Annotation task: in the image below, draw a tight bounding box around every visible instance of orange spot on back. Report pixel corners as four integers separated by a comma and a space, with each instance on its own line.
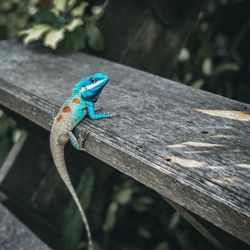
72, 98, 80, 104
57, 115, 63, 122
63, 105, 71, 113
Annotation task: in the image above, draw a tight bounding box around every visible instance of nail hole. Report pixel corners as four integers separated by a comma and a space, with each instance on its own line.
201, 130, 208, 134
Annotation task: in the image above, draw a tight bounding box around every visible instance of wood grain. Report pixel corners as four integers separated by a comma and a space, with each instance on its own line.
0, 41, 249, 244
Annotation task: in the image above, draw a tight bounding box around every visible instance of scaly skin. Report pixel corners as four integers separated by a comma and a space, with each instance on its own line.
50, 73, 115, 250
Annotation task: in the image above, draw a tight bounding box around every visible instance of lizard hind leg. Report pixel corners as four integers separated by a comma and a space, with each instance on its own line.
68, 131, 88, 150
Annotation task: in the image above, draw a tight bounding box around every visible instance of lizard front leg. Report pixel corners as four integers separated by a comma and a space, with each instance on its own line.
87, 102, 117, 120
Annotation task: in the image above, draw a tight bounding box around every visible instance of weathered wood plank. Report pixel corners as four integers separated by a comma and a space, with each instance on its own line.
0, 41, 249, 244
0, 202, 50, 250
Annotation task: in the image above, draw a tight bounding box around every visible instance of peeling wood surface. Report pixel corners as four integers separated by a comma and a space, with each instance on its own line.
0, 203, 50, 250
0, 41, 249, 244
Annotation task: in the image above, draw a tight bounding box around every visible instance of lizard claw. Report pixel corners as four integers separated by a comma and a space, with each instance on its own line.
79, 131, 89, 142
108, 112, 119, 118
78, 131, 89, 150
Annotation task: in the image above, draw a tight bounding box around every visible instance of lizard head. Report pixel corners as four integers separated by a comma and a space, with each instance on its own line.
73, 73, 109, 102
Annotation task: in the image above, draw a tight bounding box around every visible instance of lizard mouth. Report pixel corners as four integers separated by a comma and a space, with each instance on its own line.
80, 78, 107, 93
86, 78, 107, 90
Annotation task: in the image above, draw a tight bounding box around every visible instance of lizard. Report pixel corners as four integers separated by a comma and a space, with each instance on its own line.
50, 72, 116, 250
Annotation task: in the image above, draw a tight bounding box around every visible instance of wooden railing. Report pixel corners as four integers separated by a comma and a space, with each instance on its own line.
0, 41, 249, 249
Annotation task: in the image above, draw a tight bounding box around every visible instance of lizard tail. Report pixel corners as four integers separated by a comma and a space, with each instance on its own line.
51, 144, 94, 250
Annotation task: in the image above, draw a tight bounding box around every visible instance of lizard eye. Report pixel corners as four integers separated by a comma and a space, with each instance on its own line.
80, 86, 87, 92
91, 78, 96, 84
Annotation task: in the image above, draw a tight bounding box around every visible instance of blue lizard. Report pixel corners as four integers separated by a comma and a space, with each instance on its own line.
50, 73, 115, 250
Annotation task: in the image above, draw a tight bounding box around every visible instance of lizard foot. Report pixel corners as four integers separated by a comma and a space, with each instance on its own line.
108, 112, 119, 118
78, 131, 89, 150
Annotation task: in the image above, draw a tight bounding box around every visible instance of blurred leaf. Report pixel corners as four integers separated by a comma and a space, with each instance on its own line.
214, 62, 239, 75
115, 187, 133, 205
53, 0, 67, 12
168, 212, 180, 231
33, 10, 61, 26
191, 79, 205, 89
132, 202, 148, 212
85, 11, 103, 22
68, 0, 78, 9
91, 5, 104, 16
202, 58, 213, 76
21, 24, 51, 45
178, 48, 190, 61
175, 228, 191, 250
103, 202, 118, 231
0, 115, 16, 136
13, 129, 22, 143
66, 18, 83, 32
136, 196, 153, 206
61, 27, 86, 50
1, 1, 13, 11
19, 29, 32, 36
71, 2, 88, 17
51, 8, 60, 17
85, 24, 105, 51
184, 72, 193, 83
131, 195, 153, 212
154, 242, 170, 250
44, 28, 65, 49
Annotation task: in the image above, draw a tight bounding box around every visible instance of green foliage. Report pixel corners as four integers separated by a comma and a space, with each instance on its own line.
18, 0, 105, 51
172, 0, 250, 103
61, 175, 215, 250
90, 176, 214, 250
85, 24, 105, 51
0, 0, 37, 39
